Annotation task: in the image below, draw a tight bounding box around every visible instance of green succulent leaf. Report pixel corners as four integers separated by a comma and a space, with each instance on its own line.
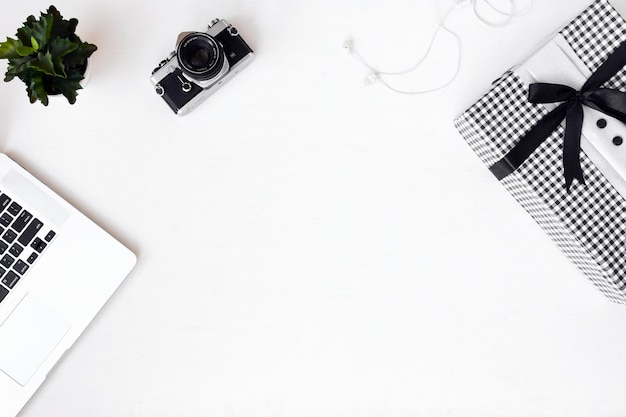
63, 42, 97, 69
4, 68, 18, 82
16, 45, 34, 56
4, 55, 33, 82
18, 11, 53, 52
30, 36, 39, 52
26, 71, 48, 105
0, 37, 21, 59
31, 51, 56, 76
49, 37, 77, 76
49, 36, 77, 58
16, 16, 35, 46
50, 69, 83, 104
48, 6, 78, 40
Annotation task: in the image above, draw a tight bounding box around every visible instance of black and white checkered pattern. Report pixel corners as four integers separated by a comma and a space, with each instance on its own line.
561, 0, 626, 91
561, 0, 626, 72
455, 0, 626, 303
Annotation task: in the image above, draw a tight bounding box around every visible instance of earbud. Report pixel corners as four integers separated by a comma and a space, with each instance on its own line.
364, 73, 378, 86
342, 39, 353, 53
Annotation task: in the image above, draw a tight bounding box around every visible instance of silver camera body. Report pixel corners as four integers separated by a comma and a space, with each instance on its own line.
151, 19, 254, 115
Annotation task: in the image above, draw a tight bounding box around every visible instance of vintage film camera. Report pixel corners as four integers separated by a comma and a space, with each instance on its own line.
151, 19, 254, 115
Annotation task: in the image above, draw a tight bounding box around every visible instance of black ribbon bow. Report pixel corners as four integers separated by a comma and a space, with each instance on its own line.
489, 41, 626, 191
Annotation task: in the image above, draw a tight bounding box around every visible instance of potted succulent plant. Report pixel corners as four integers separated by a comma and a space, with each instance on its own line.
0, 5, 97, 105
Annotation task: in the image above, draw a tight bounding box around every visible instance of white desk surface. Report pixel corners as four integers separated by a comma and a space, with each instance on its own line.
4, 0, 626, 415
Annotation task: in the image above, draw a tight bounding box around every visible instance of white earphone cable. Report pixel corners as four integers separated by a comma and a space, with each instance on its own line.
345, 0, 533, 95
473, 0, 533, 27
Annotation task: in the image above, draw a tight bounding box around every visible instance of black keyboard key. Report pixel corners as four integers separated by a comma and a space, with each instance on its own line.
0, 213, 12, 227
31, 238, 47, 253
0, 194, 10, 210
0, 285, 8, 303
7, 202, 21, 216
0, 241, 8, 255
26, 252, 38, 264
2, 271, 19, 289
18, 219, 43, 246
44, 230, 56, 242
0, 267, 6, 277
0, 254, 14, 268
31, 238, 42, 250
13, 260, 28, 275
2, 229, 17, 243
9, 243, 22, 257
11, 210, 32, 232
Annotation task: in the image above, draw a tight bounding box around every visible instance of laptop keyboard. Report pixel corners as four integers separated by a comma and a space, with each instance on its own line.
0, 191, 55, 304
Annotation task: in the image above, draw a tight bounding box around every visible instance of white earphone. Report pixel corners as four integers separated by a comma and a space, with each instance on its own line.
344, 0, 533, 95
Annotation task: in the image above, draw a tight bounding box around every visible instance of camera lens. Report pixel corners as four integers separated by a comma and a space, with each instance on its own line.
177, 33, 225, 81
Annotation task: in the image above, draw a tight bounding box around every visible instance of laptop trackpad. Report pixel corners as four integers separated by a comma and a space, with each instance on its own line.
0, 293, 71, 386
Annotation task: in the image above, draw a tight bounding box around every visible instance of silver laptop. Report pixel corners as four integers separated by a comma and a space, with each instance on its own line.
0, 153, 136, 417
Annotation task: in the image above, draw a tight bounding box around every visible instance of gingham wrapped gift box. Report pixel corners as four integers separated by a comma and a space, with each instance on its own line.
454, 0, 626, 303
